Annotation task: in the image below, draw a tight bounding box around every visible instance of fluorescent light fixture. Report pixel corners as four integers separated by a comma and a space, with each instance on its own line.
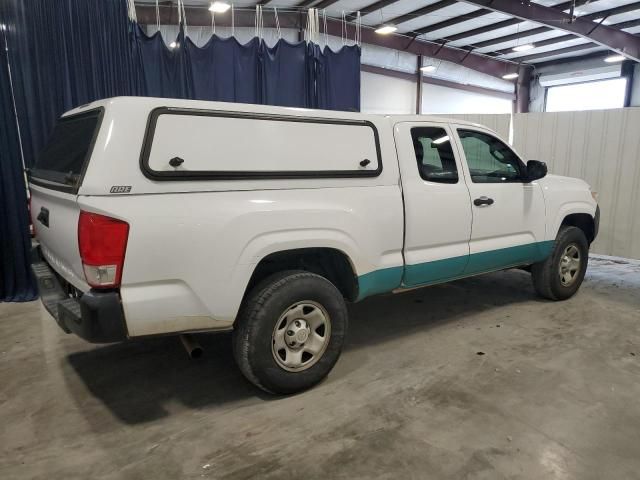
375, 25, 397, 35
502, 73, 518, 80
432, 136, 450, 145
169, 41, 178, 49
420, 65, 436, 73
209, 2, 231, 13
604, 54, 625, 63
513, 44, 534, 52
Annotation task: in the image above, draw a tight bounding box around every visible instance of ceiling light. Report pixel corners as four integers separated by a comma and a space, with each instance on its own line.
502, 73, 518, 80
375, 25, 397, 35
420, 65, 437, 73
604, 54, 625, 63
513, 44, 534, 52
209, 2, 231, 13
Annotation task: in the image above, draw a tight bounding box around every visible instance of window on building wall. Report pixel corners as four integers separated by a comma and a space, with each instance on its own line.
545, 78, 627, 112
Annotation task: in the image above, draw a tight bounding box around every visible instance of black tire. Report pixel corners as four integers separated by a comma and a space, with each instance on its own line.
232, 270, 348, 394
531, 226, 589, 301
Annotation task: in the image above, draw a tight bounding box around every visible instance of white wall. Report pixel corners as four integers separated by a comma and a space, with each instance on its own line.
513, 108, 640, 259
360, 71, 416, 114
422, 83, 513, 115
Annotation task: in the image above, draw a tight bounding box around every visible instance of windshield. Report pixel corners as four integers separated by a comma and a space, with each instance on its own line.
30, 109, 103, 191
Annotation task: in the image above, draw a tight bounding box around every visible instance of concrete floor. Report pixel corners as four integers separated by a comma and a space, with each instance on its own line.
1, 256, 639, 480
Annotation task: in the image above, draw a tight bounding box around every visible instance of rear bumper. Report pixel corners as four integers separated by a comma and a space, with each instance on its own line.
32, 248, 128, 343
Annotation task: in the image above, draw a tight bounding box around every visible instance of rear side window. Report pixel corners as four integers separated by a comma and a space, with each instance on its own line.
141, 109, 382, 180
410, 127, 458, 184
30, 109, 103, 191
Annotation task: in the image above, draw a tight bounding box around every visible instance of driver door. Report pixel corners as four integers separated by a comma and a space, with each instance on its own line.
451, 126, 547, 275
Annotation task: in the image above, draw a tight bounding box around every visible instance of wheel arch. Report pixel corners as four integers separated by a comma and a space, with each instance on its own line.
560, 212, 596, 244
243, 247, 360, 304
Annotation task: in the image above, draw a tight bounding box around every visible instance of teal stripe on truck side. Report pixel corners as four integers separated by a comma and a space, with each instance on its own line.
356, 240, 554, 301
356, 265, 404, 300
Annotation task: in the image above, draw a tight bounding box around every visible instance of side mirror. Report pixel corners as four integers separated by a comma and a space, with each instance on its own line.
526, 160, 547, 182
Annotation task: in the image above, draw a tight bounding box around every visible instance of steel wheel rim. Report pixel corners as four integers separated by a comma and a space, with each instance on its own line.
559, 243, 581, 287
271, 301, 331, 372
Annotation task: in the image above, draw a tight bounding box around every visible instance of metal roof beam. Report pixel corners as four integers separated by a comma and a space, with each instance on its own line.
459, 0, 640, 61
472, 4, 640, 51
515, 43, 600, 63
345, 0, 402, 22
494, 16, 640, 58
312, 0, 341, 9
471, 27, 550, 49
409, 0, 591, 40
412, 8, 493, 36
376, 0, 458, 28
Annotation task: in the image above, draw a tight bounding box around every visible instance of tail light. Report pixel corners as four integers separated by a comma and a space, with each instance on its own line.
78, 211, 129, 288
28, 194, 35, 237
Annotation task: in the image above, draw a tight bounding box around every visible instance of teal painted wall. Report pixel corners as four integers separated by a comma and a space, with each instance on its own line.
356, 240, 554, 301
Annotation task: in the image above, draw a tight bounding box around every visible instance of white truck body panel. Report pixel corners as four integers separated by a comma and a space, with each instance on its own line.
29, 97, 598, 339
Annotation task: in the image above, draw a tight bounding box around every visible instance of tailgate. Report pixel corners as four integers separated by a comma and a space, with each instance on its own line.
30, 185, 88, 291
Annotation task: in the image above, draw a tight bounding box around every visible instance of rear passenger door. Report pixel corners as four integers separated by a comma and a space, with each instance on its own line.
452, 126, 547, 275
394, 122, 472, 287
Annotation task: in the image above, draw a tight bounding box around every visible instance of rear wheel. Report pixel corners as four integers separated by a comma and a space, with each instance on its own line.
233, 271, 348, 394
531, 226, 589, 300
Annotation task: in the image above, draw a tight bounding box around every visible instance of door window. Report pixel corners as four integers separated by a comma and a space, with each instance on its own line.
458, 130, 525, 183
411, 127, 458, 184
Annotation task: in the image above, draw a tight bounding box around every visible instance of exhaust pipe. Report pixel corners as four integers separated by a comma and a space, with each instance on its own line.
180, 334, 203, 359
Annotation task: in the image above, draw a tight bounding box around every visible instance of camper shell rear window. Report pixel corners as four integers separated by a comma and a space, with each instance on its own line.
29, 108, 104, 193
140, 108, 382, 180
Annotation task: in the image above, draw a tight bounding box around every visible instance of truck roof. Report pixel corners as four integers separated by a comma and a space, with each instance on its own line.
65, 96, 491, 131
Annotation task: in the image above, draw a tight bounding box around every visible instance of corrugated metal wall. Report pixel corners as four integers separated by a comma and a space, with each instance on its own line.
513, 108, 640, 259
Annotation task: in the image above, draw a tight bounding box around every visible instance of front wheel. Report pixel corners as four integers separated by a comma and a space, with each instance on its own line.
531, 226, 589, 300
232, 271, 348, 394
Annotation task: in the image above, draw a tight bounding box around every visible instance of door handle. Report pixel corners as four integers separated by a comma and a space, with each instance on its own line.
37, 207, 49, 227
474, 196, 494, 207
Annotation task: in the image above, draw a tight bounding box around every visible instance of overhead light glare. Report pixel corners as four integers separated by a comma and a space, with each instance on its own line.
513, 44, 534, 52
375, 25, 397, 35
502, 73, 518, 80
420, 65, 437, 73
604, 54, 625, 63
169, 41, 178, 49
432, 136, 450, 145
209, 2, 231, 13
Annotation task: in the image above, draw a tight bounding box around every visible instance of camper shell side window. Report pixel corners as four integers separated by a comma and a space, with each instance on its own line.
140, 108, 383, 181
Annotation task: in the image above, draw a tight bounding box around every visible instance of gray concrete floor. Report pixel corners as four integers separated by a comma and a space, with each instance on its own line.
1, 256, 639, 480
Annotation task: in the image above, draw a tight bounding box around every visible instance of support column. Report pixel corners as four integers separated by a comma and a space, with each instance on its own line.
416, 56, 423, 115
622, 60, 635, 108
515, 65, 532, 113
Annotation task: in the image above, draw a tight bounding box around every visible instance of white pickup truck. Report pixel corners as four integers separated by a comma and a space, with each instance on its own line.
29, 97, 599, 394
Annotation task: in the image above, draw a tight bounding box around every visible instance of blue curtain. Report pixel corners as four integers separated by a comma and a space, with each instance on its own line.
0, 26, 37, 301
314, 44, 361, 112
1, 0, 360, 301
4, 0, 139, 169
186, 35, 260, 103
260, 40, 312, 108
